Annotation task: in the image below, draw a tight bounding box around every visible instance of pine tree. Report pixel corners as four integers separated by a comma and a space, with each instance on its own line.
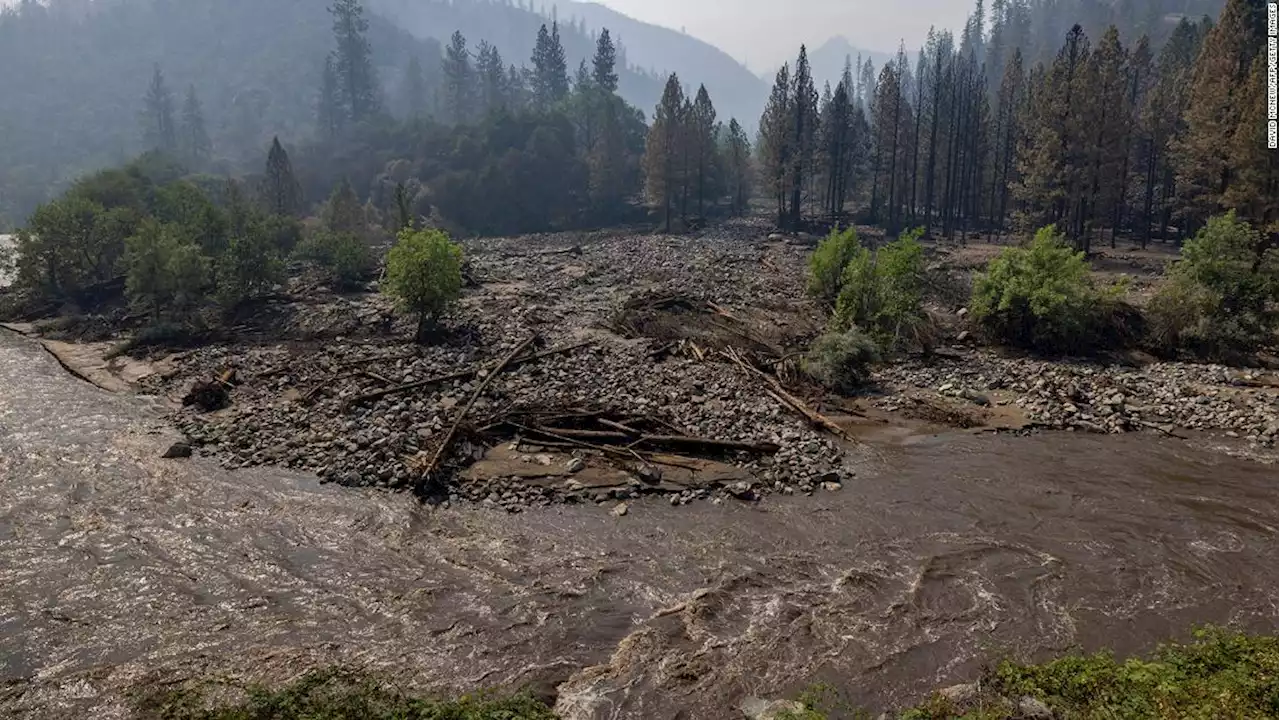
990, 47, 1024, 234
531, 22, 569, 109
690, 85, 717, 217
1174, 0, 1263, 232
724, 118, 751, 216
474, 41, 505, 116
328, 0, 380, 122
757, 64, 793, 226
593, 28, 619, 92
643, 73, 685, 232
820, 80, 856, 218
1223, 55, 1279, 233
587, 95, 627, 216
788, 45, 818, 229
262, 137, 302, 217
442, 31, 474, 124
141, 64, 177, 154
323, 178, 365, 234
506, 64, 528, 110
404, 55, 427, 120
1014, 24, 1091, 242
1082, 26, 1129, 250
318, 56, 344, 138
179, 85, 211, 167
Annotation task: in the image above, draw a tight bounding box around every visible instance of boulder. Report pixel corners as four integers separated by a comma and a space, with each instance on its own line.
612, 502, 629, 517
1016, 696, 1054, 719
938, 683, 979, 704
161, 441, 193, 459
739, 697, 805, 720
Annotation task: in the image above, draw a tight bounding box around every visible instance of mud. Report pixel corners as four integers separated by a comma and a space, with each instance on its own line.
0, 327, 1275, 719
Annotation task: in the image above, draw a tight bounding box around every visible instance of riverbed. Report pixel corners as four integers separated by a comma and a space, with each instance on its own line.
0, 327, 1275, 719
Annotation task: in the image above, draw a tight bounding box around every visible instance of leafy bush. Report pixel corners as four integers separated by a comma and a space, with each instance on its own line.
800, 328, 882, 394
15, 197, 139, 302
383, 227, 463, 341
215, 227, 283, 309
970, 225, 1116, 353
296, 230, 372, 288
832, 228, 929, 351
1147, 212, 1277, 359
807, 225, 861, 304
125, 219, 209, 316
132, 668, 558, 720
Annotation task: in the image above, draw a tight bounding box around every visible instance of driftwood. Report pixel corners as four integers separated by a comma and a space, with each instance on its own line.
529, 426, 779, 455
414, 334, 539, 481
723, 348, 855, 442
527, 422, 778, 450
346, 340, 591, 406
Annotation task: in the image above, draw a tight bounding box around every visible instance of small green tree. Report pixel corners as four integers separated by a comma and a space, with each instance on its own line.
215, 224, 283, 309
832, 228, 928, 350
124, 219, 210, 317
124, 219, 179, 318
970, 225, 1105, 353
323, 178, 365, 234
807, 224, 861, 304
383, 227, 463, 342
296, 229, 371, 288
1147, 212, 1278, 357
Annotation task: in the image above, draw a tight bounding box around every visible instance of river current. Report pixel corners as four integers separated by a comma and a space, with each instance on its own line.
0, 328, 1274, 719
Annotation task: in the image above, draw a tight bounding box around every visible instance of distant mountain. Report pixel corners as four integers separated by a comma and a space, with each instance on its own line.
0, 0, 440, 224
371, 0, 767, 130
369, 0, 664, 118
759, 37, 897, 91
558, 1, 768, 129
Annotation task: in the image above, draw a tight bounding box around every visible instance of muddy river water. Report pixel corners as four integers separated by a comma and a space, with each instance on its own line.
0, 328, 1275, 719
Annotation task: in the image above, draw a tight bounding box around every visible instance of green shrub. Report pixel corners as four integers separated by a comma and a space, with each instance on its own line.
1147, 212, 1277, 358
833, 228, 929, 351
215, 226, 283, 309
296, 230, 372, 288
383, 227, 463, 342
800, 328, 882, 394
15, 196, 138, 302
132, 668, 558, 720
970, 225, 1112, 353
807, 225, 862, 304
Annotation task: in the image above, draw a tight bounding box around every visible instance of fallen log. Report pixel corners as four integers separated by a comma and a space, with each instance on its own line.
413, 334, 539, 482
346, 340, 591, 407
723, 348, 855, 442
527, 426, 780, 455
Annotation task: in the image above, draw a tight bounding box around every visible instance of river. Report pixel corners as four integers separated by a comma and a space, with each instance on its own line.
0, 327, 1275, 719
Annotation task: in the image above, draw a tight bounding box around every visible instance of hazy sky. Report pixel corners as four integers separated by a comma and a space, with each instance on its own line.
592, 0, 972, 71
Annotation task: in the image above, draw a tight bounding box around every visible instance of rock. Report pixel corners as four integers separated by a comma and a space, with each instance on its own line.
739, 697, 805, 720
534, 454, 554, 466
938, 683, 979, 704
635, 463, 663, 484
726, 480, 755, 500
822, 481, 842, 492
566, 457, 586, 473
1016, 696, 1053, 719
767, 233, 785, 241
611, 502, 629, 517
439, 396, 459, 410
161, 441, 193, 459
956, 330, 971, 342
961, 389, 991, 407
956, 307, 969, 318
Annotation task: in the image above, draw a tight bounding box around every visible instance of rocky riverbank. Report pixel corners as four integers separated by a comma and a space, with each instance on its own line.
120, 223, 1276, 510
872, 350, 1278, 451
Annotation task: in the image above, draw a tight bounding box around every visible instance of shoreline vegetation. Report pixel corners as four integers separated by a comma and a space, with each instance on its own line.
132, 628, 1277, 720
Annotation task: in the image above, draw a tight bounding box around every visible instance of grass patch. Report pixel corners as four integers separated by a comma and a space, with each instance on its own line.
131, 668, 558, 720
788, 628, 1277, 719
